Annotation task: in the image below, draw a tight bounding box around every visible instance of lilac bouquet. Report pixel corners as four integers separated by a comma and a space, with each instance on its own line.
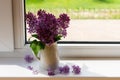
26, 9, 70, 57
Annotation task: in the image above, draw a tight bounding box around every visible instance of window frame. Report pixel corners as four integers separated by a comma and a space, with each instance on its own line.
12, 0, 25, 49
12, 0, 120, 58
24, 0, 120, 45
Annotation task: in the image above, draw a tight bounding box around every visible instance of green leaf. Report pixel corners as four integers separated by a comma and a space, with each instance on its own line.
38, 41, 45, 49
30, 40, 45, 58
55, 35, 62, 41
32, 34, 39, 39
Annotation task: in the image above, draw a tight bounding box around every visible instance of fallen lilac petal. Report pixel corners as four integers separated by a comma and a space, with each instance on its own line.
27, 66, 33, 70
24, 54, 34, 63
33, 70, 39, 75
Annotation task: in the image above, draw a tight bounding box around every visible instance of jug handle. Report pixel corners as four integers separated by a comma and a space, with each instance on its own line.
32, 51, 40, 60
36, 56, 40, 60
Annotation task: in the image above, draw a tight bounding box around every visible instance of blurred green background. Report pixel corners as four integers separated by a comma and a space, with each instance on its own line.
25, 0, 120, 19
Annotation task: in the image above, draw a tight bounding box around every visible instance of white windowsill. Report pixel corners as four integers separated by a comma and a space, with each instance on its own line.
1, 58, 120, 77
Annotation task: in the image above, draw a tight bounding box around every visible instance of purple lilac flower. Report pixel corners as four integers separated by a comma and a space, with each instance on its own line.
27, 66, 33, 70
59, 66, 63, 73
24, 54, 34, 63
26, 12, 38, 33
59, 65, 70, 74
47, 69, 55, 76
26, 9, 70, 45
37, 9, 46, 19
36, 11, 58, 45
72, 65, 81, 74
58, 13, 70, 29
57, 14, 70, 38
62, 65, 70, 74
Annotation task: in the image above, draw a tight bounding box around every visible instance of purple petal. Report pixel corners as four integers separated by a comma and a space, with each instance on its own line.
24, 55, 34, 63
72, 65, 81, 74
27, 66, 33, 70
47, 69, 55, 76
59, 65, 70, 74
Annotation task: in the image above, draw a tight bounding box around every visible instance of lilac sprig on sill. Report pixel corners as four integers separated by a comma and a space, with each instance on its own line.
72, 65, 81, 74
47, 69, 55, 76
59, 65, 70, 74
24, 54, 34, 63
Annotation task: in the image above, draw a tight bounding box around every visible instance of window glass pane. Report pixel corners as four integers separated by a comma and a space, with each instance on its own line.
25, 0, 120, 42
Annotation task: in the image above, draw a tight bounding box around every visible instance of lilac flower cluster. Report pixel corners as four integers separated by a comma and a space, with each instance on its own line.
72, 65, 81, 74
24, 54, 34, 63
47, 69, 55, 76
26, 9, 70, 45
26, 12, 37, 33
59, 65, 70, 74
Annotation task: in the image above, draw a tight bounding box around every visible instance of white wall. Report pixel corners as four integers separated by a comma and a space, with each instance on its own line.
0, 0, 14, 51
